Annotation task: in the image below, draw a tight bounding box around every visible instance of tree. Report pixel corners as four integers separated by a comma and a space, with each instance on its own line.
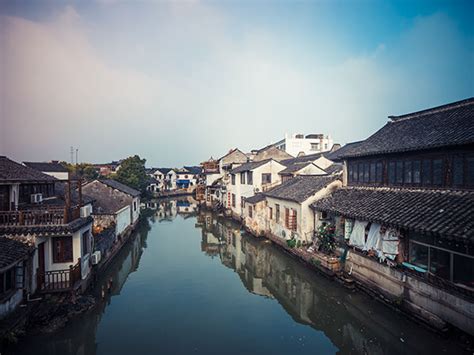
60, 162, 99, 181
113, 155, 148, 193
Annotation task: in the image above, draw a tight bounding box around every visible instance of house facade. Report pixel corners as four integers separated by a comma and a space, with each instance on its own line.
0, 156, 94, 302
311, 98, 474, 334
274, 133, 334, 157
227, 159, 286, 218
265, 175, 342, 243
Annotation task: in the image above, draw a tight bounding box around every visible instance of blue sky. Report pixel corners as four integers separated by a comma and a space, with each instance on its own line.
1, 0, 473, 166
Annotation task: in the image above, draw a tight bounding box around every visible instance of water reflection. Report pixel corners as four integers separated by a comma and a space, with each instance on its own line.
7, 202, 467, 355
196, 210, 466, 355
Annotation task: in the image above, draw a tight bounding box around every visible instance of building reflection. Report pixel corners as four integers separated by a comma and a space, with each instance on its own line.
145, 196, 198, 222
8, 218, 151, 355
196, 210, 436, 355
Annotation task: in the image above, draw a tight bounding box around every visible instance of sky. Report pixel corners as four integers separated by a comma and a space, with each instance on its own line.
0, 0, 473, 167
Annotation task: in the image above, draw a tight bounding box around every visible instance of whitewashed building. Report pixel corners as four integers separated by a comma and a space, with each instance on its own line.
265, 175, 342, 243
227, 159, 286, 218
274, 133, 334, 157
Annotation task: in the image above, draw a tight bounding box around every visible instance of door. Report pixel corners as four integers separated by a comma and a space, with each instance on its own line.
0, 185, 9, 211
37, 242, 45, 288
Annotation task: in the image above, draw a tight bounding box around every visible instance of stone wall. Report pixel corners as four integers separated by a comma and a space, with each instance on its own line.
346, 251, 474, 335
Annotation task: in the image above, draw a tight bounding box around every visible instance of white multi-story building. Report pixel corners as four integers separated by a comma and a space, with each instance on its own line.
274, 133, 333, 157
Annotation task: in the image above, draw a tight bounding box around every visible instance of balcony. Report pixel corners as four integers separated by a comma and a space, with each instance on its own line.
37, 260, 82, 293
0, 206, 81, 226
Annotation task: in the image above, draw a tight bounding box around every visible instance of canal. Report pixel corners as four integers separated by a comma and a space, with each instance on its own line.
8, 198, 469, 354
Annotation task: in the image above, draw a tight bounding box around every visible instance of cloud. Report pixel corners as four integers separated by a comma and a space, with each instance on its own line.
1, 6, 162, 162
1, 4, 472, 166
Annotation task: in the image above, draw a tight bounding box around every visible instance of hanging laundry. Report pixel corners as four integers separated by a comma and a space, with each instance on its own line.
349, 220, 368, 249
364, 223, 381, 251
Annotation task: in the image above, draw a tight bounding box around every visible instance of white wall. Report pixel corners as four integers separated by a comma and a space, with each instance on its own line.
116, 205, 132, 236
131, 196, 140, 224
228, 160, 285, 217
280, 134, 333, 157
266, 180, 342, 242
44, 171, 69, 180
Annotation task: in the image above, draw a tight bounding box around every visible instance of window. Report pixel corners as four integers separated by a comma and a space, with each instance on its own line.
52, 236, 73, 263
310, 143, 319, 151
348, 164, 353, 183
358, 163, 364, 182
262, 173, 272, 184
376, 162, 383, 183
388, 162, 396, 184
404, 161, 412, 184
413, 160, 421, 184
453, 254, 474, 289
467, 156, 474, 186
185, 175, 188, 179
268, 207, 273, 220
369, 163, 376, 183
247, 171, 253, 185
248, 205, 253, 218
422, 160, 432, 185
409, 241, 429, 270
429, 248, 450, 280
353, 164, 359, 183
82, 231, 90, 256
363, 163, 369, 183
241, 197, 245, 209
396, 161, 403, 184
231, 174, 236, 185
275, 204, 280, 222
452, 155, 464, 186
432, 159, 443, 186
284, 208, 290, 228
240, 172, 246, 184
0, 268, 15, 295
133, 201, 137, 211
231, 194, 236, 207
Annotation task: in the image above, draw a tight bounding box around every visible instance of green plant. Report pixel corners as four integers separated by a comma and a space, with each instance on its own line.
315, 224, 337, 255
296, 240, 301, 248
286, 238, 297, 248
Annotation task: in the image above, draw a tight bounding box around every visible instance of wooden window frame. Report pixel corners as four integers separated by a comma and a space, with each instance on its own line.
52, 236, 73, 264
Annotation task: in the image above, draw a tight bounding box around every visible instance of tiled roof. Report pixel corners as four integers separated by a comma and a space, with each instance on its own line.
245, 193, 266, 204
102, 179, 140, 197
0, 156, 57, 183
324, 163, 344, 175
0, 216, 93, 238
82, 180, 133, 214
279, 162, 317, 175
264, 175, 340, 203
280, 152, 325, 166
341, 98, 474, 158
230, 159, 272, 174
311, 187, 474, 241
42, 182, 95, 207
0, 237, 33, 270
325, 141, 365, 161
156, 168, 172, 174
183, 166, 202, 175
23, 161, 68, 173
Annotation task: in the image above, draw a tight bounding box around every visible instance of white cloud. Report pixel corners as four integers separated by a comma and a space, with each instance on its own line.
1, 5, 472, 166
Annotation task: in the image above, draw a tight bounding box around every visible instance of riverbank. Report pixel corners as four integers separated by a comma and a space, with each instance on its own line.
0, 217, 142, 351
223, 208, 474, 351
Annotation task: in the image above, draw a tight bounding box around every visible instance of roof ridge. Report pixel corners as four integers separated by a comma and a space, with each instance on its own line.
388, 97, 474, 122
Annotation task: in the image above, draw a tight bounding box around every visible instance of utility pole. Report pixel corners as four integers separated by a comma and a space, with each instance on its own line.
70, 146, 74, 165
76, 148, 79, 166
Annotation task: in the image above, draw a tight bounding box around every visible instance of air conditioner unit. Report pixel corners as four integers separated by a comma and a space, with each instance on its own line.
30, 193, 43, 204
91, 251, 101, 265
80, 205, 92, 218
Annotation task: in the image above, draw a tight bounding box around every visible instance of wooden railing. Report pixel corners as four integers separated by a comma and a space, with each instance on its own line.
37, 260, 82, 292
0, 206, 81, 226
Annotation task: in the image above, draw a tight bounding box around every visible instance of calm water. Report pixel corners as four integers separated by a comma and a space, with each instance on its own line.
8, 199, 469, 355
